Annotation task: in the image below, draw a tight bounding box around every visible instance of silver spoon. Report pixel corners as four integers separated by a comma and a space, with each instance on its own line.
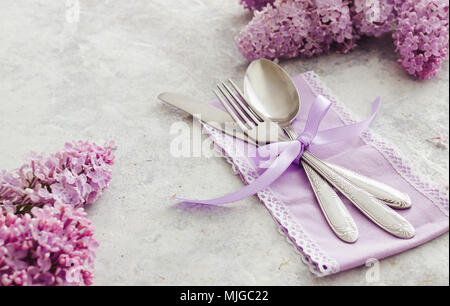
244, 59, 412, 209
243, 59, 415, 239
240, 62, 358, 243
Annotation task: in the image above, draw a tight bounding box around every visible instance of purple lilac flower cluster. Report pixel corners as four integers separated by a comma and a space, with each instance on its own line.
1, 141, 115, 286
0, 141, 115, 214
0, 203, 98, 286
236, 0, 354, 61
393, 0, 449, 79
351, 0, 396, 37
237, 0, 449, 79
240, 0, 275, 11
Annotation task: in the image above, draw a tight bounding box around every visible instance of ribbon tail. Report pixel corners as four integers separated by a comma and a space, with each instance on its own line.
177, 142, 302, 206
313, 97, 380, 145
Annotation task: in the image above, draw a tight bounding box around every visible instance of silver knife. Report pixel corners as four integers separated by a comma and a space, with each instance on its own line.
158, 93, 412, 208
158, 92, 415, 239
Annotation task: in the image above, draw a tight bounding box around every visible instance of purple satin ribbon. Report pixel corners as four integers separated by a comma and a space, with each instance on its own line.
178, 95, 380, 206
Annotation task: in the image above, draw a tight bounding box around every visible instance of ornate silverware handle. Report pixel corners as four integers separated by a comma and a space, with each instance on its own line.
302, 161, 358, 243
302, 152, 416, 239
322, 160, 412, 209
283, 126, 411, 209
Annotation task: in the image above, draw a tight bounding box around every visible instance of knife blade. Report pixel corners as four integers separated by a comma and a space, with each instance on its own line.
159, 92, 256, 145
158, 92, 287, 145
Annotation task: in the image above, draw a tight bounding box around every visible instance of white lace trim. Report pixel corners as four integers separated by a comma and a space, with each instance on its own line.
202, 72, 449, 277
203, 124, 340, 276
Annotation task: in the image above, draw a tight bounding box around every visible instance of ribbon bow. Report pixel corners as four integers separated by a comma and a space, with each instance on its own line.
178, 95, 380, 206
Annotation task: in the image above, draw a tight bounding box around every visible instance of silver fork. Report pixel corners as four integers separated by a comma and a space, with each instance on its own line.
214, 82, 359, 243
214, 80, 415, 239
225, 80, 412, 210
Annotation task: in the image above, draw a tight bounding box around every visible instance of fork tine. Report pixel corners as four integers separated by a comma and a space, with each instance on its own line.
213, 89, 248, 132
222, 82, 260, 126
217, 84, 253, 128
228, 79, 263, 123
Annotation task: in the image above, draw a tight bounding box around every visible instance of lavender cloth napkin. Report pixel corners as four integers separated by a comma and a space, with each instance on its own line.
202, 71, 449, 276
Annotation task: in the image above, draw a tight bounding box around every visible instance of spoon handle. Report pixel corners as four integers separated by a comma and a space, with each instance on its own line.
302, 152, 415, 239
302, 161, 358, 243
284, 127, 358, 243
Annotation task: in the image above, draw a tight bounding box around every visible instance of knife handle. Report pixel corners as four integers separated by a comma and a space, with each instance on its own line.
322, 160, 412, 209
302, 161, 358, 243
302, 152, 415, 239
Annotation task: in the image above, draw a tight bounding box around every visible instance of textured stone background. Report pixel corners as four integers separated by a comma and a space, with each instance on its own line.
0, 0, 448, 285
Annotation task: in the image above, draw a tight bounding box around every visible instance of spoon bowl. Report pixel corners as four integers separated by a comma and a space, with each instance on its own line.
243, 59, 300, 128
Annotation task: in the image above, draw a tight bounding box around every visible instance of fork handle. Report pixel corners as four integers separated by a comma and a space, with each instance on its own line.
302, 152, 415, 239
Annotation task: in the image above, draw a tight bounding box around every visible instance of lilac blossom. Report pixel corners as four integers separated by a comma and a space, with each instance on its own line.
0, 141, 115, 215
351, 0, 397, 37
0, 141, 115, 286
236, 0, 355, 61
0, 202, 98, 286
239, 0, 275, 11
393, 0, 449, 79
236, 0, 449, 79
